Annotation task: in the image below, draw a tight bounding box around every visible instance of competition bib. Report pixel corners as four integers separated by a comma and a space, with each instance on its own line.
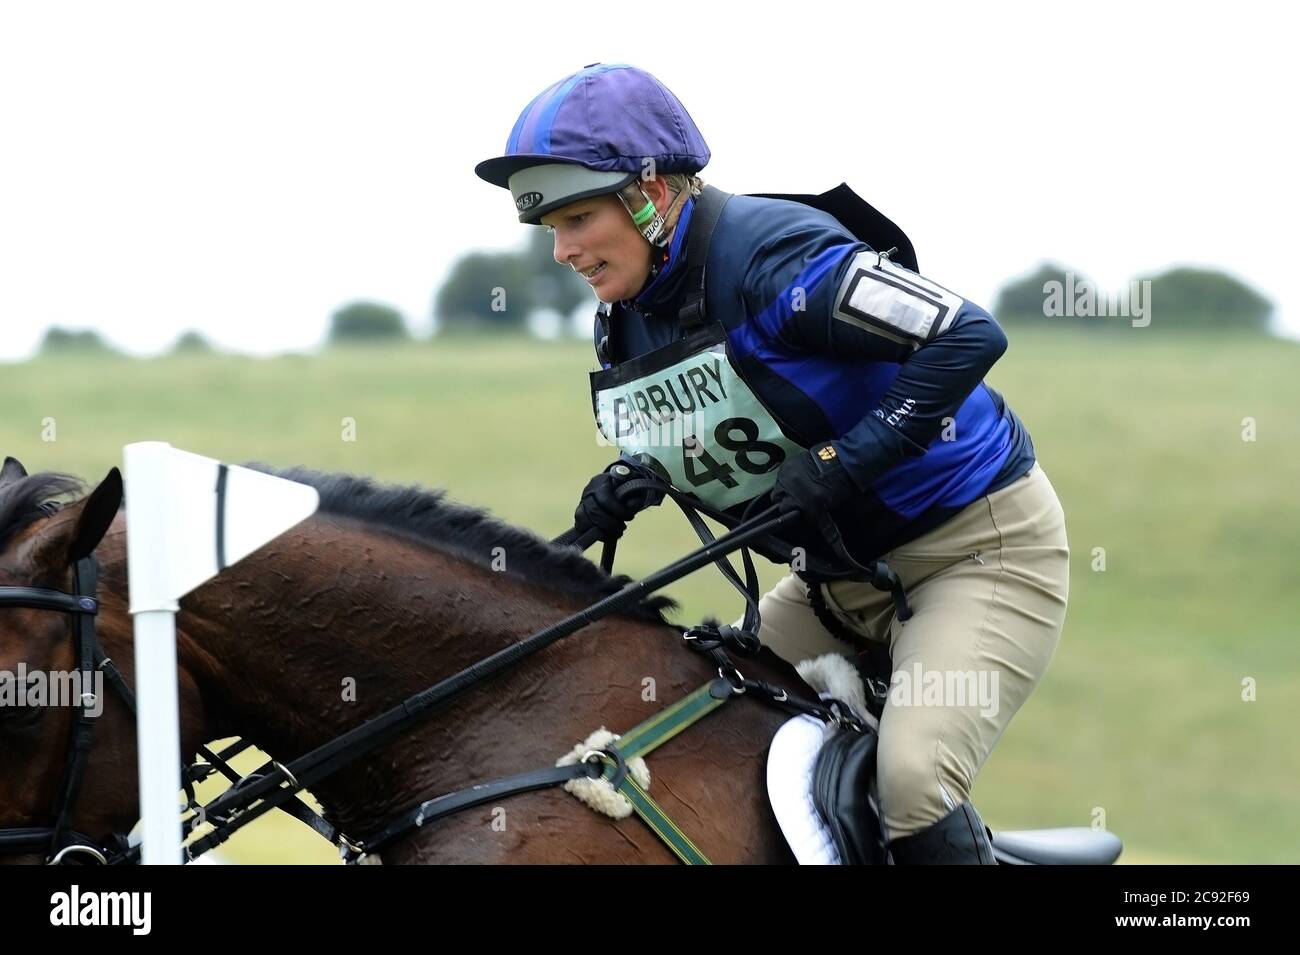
590, 323, 805, 510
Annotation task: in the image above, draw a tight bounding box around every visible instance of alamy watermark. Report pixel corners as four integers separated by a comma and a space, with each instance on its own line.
596, 407, 709, 452
1042, 273, 1152, 328
0, 664, 104, 717
50, 885, 151, 935
888, 662, 1001, 718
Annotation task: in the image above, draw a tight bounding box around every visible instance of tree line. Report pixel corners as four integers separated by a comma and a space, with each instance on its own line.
35, 240, 1277, 356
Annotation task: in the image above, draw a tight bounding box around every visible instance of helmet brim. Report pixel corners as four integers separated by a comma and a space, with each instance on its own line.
496, 163, 638, 224
474, 153, 562, 189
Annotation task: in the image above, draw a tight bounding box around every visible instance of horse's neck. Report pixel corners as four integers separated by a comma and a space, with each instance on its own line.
153, 515, 695, 838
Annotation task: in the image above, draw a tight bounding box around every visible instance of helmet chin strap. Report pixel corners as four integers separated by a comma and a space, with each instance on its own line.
619, 179, 692, 292
618, 183, 669, 247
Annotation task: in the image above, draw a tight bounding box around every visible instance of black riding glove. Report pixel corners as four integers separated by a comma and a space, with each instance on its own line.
769, 443, 861, 525
574, 461, 663, 541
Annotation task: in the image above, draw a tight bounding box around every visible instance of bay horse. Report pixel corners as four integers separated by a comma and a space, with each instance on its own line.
0, 456, 815, 864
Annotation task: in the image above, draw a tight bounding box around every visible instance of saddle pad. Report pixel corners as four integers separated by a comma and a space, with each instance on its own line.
766, 713, 841, 865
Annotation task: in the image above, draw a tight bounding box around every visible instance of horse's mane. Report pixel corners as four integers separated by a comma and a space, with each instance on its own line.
0, 464, 675, 625
0, 472, 83, 552
245, 464, 676, 625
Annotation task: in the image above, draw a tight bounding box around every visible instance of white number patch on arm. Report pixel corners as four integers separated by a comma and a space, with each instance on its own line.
832, 251, 966, 347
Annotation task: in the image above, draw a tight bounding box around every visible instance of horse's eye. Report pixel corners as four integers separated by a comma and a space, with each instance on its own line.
0, 679, 46, 733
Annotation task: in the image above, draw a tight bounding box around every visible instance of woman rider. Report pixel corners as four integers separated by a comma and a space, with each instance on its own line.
474, 63, 1069, 864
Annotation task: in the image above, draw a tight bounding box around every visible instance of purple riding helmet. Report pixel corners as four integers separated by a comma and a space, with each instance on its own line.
474, 63, 710, 247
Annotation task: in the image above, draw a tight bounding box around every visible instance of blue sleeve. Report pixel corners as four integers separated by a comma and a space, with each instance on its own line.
828, 301, 1008, 489
743, 235, 1008, 488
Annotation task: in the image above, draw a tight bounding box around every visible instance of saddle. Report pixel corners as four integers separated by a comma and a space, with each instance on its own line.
769, 654, 1124, 865
765, 651, 888, 864
811, 724, 887, 864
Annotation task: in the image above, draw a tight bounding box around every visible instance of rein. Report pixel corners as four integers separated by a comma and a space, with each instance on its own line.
176, 503, 823, 864
4, 473, 903, 865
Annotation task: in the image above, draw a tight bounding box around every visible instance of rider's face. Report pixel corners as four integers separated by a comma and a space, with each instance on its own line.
542, 187, 659, 304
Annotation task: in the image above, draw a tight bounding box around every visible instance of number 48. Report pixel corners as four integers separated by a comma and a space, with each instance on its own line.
681, 417, 786, 490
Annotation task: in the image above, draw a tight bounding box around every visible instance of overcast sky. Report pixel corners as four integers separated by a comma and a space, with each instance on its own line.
2, 0, 1295, 361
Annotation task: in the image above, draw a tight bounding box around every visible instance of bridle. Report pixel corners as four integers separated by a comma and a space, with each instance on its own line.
0, 555, 137, 864
0, 545, 372, 866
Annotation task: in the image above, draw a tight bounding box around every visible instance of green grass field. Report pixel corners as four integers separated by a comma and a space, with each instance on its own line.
3, 328, 1297, 864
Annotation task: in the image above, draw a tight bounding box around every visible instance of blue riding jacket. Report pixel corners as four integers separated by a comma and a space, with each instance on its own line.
594, 190, 1036, 570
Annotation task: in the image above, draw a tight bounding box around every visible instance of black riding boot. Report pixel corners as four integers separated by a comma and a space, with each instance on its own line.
888, 802, 997, 865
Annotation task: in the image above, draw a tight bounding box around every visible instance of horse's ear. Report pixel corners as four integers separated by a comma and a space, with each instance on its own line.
66, 468, 124, 563
0, 456, 27, 486
25, 468, 123, 571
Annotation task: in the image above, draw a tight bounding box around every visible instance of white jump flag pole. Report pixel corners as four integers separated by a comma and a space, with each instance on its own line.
123, 442, 319, 865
